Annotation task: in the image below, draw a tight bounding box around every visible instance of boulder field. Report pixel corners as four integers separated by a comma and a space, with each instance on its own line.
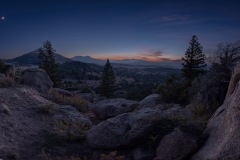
1, 65, 240, 160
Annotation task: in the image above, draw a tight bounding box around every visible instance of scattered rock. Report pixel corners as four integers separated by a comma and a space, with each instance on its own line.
154, 129, 198, 160
192, 64, 240, 160
90, 98, 139, 120
22, 68, 53, 95
136, 94, 161, 110
87, 107, 189, 149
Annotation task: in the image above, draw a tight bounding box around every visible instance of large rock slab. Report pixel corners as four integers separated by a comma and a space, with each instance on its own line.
87, 107, 190, 149
154, 130, 198, 160
52, 105, 92, 140
192, 64, 240, 159
22, 68, 53, 95
90, 98, 139, 120
225, 64, 240, 101
136, 94, 161, 110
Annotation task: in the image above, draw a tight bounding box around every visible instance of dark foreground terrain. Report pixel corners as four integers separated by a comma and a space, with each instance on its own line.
0, 65, 240, 160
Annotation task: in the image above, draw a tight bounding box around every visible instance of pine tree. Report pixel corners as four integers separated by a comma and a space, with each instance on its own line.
182, 35, 206, 85
100, 59, 116, 98
38, 40, 61, 87
0, 59, 6, 73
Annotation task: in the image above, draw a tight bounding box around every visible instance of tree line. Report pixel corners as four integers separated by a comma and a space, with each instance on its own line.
156, 35, 240, 118
36, 36, 240, 116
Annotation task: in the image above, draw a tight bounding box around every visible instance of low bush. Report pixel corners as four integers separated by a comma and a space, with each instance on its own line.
154, 75, 188, 104
187, 103, 212, 120
51, 90, 88, 112
51, 119, 90, 143
188, 63, 230, 119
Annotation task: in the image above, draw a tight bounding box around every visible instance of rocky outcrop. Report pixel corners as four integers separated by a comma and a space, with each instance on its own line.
154, 129, 198, 160
0, 87, 53, 160
22, 68, 53, 95
90, 98, 139, 120
191, 64, 240, 160
0, 87, 92, 160
87, 107, 190, 149
225, 64, 240, 101
136, 94, 161, 110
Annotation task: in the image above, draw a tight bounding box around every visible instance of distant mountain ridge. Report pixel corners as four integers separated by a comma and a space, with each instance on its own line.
72, 56, 106, 65
72, 56, 182, 68
6, 51, 181, 69
6, 50, 72, 65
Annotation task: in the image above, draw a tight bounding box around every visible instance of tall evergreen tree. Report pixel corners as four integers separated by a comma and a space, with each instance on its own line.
0, 59, 6, 73
182, 35, 206, 85
100, 59, 116, 98
38, 40, 61, 87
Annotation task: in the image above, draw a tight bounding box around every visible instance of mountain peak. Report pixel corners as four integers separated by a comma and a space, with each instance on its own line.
6, 50, 72, 66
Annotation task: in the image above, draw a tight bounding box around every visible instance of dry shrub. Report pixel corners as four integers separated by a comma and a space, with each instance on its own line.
0, 77, 15, 87
51, 90, 88, 112
52, 118, 91, 142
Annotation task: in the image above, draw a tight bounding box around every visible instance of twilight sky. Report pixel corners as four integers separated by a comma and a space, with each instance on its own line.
0, 0, 240, 61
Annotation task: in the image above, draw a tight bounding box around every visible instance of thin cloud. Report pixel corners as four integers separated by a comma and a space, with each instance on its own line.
137, 49, 166, 62
149, 15, 189, 23
161, 15, 188, 22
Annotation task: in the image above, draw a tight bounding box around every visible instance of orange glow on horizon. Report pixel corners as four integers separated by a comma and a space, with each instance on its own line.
92, 54, 179, 62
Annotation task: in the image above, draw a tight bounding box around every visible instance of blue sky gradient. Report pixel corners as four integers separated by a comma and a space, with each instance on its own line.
0, 0, 239, 61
